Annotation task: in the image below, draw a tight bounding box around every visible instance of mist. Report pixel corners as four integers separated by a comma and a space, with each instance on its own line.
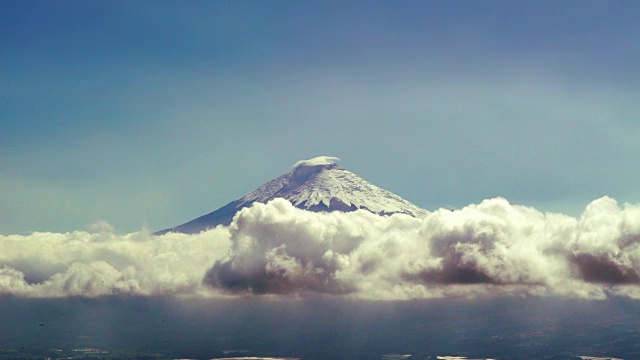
2, 295, 639, 359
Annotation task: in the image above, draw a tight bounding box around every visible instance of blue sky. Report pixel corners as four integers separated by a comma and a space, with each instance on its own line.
2, 0, 639, 234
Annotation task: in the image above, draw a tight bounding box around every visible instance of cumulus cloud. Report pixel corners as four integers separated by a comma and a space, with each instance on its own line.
0, 226, 231, 297
204, 197, 640, 300
2, 196, 640, 299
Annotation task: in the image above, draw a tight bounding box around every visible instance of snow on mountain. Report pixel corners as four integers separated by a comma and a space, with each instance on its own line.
156, 156, 429, 235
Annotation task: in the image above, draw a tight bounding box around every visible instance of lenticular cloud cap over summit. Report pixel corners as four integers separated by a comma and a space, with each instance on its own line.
156, 155, 429, 234
291, 156, 341, 168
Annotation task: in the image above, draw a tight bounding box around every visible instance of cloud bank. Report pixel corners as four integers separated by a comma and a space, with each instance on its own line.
2, 197, 640, 299
0, 226, 231, 297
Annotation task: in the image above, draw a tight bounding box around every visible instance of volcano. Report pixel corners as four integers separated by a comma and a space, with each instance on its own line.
156, 156, 428, 234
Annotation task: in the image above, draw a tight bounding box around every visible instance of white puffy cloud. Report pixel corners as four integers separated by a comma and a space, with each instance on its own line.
204, 197, 640, 300
2, 196, 640, 299
568, 197, 640, 285
0, 226, 231, 297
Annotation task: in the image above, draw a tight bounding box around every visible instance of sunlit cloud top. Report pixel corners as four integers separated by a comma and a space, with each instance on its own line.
2, 197, 640, 300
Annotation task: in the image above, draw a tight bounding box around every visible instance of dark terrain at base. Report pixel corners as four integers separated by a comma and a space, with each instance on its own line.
0, 296, 637, 359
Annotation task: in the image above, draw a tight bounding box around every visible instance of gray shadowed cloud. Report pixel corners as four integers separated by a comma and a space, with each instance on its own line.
572, 253, 640, 284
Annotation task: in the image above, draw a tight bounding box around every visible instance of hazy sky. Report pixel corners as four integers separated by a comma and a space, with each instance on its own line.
2, 0, 639, 235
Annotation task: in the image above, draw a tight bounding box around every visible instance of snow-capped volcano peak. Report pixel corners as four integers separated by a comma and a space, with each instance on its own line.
156, 156, 428, 234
